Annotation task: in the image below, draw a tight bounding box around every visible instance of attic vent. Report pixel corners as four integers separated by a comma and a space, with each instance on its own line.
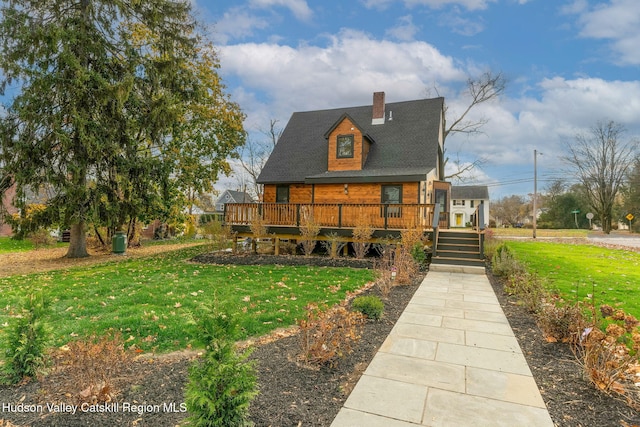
372, 91, 385, 125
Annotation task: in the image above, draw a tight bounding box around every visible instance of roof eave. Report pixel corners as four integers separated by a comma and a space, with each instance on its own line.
304, 174, 427, 184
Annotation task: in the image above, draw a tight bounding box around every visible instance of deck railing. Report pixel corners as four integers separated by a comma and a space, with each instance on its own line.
224, 203, 437, 231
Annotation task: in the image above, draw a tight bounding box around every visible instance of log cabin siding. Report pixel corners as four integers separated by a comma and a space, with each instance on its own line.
263, 182, 420, 205
327, 117, 370, 171
263, 184, 313, 204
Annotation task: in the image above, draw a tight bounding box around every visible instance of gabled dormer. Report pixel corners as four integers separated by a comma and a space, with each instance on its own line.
324, 113, 373, 172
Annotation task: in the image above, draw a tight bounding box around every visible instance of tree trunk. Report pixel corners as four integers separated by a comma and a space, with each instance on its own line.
601, 213, 612, 234
66, 221, 89, 258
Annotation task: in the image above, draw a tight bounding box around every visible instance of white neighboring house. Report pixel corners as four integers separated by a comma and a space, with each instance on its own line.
450, 186, 490, 228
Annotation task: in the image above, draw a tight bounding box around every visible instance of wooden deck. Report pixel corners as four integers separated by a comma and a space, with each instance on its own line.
224, 203, 447, 238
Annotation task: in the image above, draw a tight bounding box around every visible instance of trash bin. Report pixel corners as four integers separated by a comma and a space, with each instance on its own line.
112, 231, 127, 254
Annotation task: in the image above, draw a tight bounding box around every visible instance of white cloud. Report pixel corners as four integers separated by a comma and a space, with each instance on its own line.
571, 0, 640, 65
249, 0, 313, 21
219, 29, 466, 129
212, 8, 271, 44
385, 15, 420, 41
446, 76, 640, 182
439, 12, 485, 36
215, 26, 640, 197
362, 0, 497, 11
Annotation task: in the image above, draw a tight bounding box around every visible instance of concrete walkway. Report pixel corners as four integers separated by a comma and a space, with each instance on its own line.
331, 271, 554, 427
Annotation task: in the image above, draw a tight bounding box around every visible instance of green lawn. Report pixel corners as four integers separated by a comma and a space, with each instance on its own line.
0, 246, 375, 353
0, 236, 35, 253
0, 236, 69, 253
490, 228, 590, 238
505, 241, 640, 318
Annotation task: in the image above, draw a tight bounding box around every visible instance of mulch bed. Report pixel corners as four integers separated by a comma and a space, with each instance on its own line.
489, 272, 640, 427
2, 252, 640, 426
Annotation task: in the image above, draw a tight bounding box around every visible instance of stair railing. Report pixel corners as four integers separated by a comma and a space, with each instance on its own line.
432, 202, 441, 258
473, 201, 486, 259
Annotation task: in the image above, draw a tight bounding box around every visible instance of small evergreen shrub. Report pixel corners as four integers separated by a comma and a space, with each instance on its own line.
2, 293, 51, 384
352, 296, 384, 321
410, 242, 426, 264
185, 307, 257, 427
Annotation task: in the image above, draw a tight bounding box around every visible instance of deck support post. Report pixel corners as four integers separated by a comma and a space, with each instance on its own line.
274, 237, 280, 256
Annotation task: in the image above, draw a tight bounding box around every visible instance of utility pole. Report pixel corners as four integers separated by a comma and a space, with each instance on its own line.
533, 149, 542, 238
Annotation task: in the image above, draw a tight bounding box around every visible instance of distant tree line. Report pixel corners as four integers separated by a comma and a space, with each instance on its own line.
491, 121, 639, 234
492, 161, 640, 233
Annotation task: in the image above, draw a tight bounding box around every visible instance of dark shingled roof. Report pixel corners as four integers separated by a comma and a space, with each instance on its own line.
225, 190, 254, 203
257, 97, 444, 184
451, 185, 490, 200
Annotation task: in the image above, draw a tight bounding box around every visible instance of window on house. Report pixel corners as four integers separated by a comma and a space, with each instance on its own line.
453, 200, 465, 206
381, 185, 402, 217
336, 135, 354, 158
470, 200, 475, 208
276, 185, 289, 203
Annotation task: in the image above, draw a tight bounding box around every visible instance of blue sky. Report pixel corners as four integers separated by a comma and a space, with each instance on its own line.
195, 0, 640, 200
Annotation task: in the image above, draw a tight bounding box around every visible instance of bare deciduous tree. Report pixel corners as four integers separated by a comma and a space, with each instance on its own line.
434, 71, 507, 181
238, 119, 282, 200
491, 194, 527, 227
563, 120, 638, 234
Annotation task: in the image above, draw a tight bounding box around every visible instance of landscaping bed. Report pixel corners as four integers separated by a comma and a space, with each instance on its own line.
2, 251, 640, 426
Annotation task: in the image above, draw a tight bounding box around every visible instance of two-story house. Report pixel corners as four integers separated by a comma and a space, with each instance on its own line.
450, 185, 490, 228
224, 92, 451, 243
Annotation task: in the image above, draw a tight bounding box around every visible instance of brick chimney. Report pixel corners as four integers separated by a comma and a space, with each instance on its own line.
372, 91, 385, 125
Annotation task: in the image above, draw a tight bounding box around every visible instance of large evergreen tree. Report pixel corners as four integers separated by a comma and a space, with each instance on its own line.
538, 181, 590, 229
0, 0, 245, 257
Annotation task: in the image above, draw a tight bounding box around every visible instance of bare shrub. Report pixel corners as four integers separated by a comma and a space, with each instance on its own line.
373, 240, 397, 298
44, 332, 133, 404
278, 240, 297, 255
482, 229, 500, 260
321, 232, 347, 259
537, 298, 587, 343
299, 208, 321, 257
298, 303, 365, 367
249, 213, 269, 254
393, 246, 419, 284
201, 218, 232, 252
491, 244, 525, 277
504, 271, 545, 313
249, 213, 268, 241
352, 215, 373, 259
578, 326, 640, 410
28, 229, 56, 249
400, 226, 423, 253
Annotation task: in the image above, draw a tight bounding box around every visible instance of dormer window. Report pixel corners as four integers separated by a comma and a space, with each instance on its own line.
336, 135, 354, 158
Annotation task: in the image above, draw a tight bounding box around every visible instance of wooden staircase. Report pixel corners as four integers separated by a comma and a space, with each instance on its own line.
430, 229, 485, 274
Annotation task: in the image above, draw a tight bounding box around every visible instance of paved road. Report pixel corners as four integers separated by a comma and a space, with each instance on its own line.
587, 233, 640, 249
